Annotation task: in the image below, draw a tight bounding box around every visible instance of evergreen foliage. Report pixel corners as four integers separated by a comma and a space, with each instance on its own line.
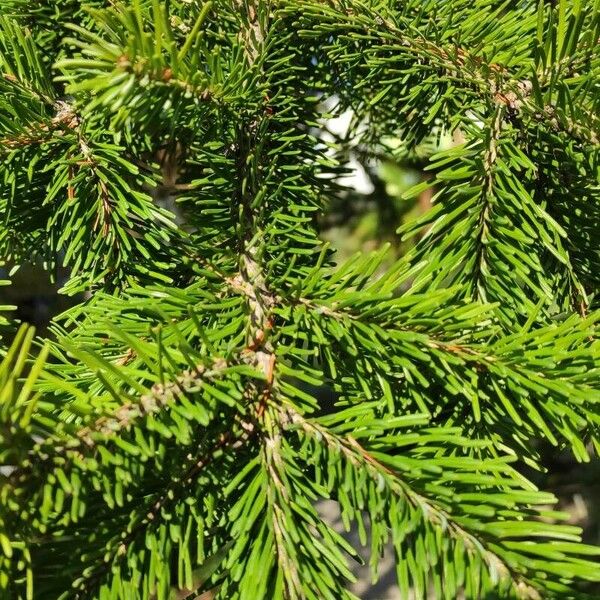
0, 0, 599, 598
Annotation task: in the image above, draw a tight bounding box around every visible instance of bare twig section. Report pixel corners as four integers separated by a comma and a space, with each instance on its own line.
262, 414, 304, 599
0, 99, 79, 151
233, 0, 277, 389
282, 406, 543, 600
472, 107, 504, 303
76, 357, 229, 446
236, 0, 268, 65
1, 126, 51, 150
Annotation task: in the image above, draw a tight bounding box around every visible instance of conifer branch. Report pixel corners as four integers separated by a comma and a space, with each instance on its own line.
3, 358, 236, 498
282, 406, 543, 599
73, 426, 250, 598
288, 0, 599, 146
2, 1, 600, 597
